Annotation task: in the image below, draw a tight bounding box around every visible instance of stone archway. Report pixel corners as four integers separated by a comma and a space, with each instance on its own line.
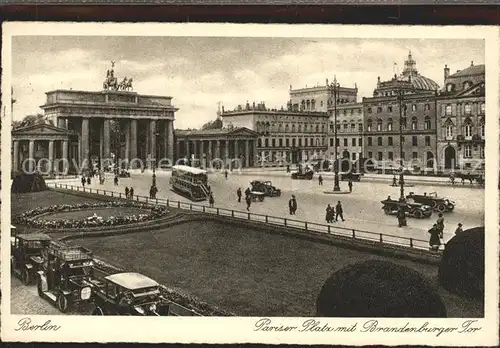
444, 146, 456, 169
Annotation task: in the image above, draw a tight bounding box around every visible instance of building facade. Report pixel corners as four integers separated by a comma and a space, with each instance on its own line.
221, 101, 329, 165
289, 80, 358, 112
362, 52, 440, 171
327, 102, 364, 163
436, 62, 485, 171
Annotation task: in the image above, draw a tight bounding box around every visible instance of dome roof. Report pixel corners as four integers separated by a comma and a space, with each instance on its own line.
403, 74, 440, 91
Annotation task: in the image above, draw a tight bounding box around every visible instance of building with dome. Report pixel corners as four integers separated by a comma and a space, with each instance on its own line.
436, 61, 485, 172
362, 51, 440, 172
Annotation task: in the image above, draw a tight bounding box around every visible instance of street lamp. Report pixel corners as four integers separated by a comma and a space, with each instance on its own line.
332, 76, 341, 192
152, 131, 159, 188
397, 88, 407, 226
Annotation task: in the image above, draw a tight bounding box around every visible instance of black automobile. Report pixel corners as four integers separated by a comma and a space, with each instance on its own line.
406, 192, 455, 213
381, 198, 433, 219
11, 233, 52, 285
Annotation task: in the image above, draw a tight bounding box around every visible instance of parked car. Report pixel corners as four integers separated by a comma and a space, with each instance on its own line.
37, 243, 95, 313
291, 164, 314, 180
406, 192, 455, 213
250, 180, 281, 197
380, 198, 433, 219
11, 233, 52, 285
91, 272, 172, 316
118, 170, 131, 178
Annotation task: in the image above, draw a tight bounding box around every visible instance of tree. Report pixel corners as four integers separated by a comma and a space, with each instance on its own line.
13, 113, 53, 129
201, 118, 223, 130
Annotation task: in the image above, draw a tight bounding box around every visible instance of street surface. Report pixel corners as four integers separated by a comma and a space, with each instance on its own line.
61, 169, 483, 245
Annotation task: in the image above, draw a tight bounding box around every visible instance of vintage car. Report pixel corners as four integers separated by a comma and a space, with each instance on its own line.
339, 172, 362, 181
291, 165, 314, 180
11, 233, 52, 285
380, 198, 433, 219
406, 192, 455, 213
37, 243, 95, 313
118, 169, 131, 178
92, 272, 193, 316
250, 180, 281, 197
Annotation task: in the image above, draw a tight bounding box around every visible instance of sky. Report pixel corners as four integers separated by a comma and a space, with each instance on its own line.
12, 36, 484, 129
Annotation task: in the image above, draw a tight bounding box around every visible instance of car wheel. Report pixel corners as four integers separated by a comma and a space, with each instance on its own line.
56, 293, 69, 313
383, 207, 392, 215
258, 196, 264, 202
22, 269, 30, 286
436, 204, 446, 213
431, 200, 437, 209
413, 210, 423, 219
92, 306, 104, 316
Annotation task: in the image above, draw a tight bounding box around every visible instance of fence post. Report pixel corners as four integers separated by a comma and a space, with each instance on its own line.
178, 201, 180, 208
284, 219, 287, 227
231, 210, 234, 218
265, 215, 268, 223
352, 229, 356, 238
328, 225, 331, 234
305, 222, 308, 231
410, 238, 413, 248
111, 191, 114, 197
103, 189, 106, 196
156, 198, 158, 205
379, 234, 383, 243
203, 206, 206, 213
119, 193, 122, 199
167, 199, 169, 207
248, 213, 251, 220
217, 208, 219, 215
190, 204, 192, 210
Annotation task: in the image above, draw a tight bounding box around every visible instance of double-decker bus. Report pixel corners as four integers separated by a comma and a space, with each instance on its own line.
169, 165, 209, 201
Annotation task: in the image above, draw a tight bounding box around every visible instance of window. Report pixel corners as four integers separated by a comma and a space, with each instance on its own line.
464, 124, 472, 137
401, 136, 405, 144
367, 119, 372, 131
401, 117, 407, 130
377, 152, 383, 161
278, 139, 282, 147
258, 139, 262, 147
480, 146, 485, 159
336, 138, 340, 147
377, 137, 382, 146
388, 106, 393, 112
368, 107, 372, 114
368, 151, 373, 159
412, 152, 418, 159
388, 137, 393, 146
358, 123, 363, 132
299, 138, 302, 147
292, 124, 296, 133
352, 153, 357, 161
316, 138, 320, 146
446, 84, 454, 92
464, 145, 472, 158
292, 138, 296, 147
310, 138, 314, 146
412, 104, 417, 111
359, 138, 362, 146
330, 138, 334, 146
344, 138, 348, 147
377, 106, 382, 113
377, 119, 382, 131
272, 139, 276, 147
425, 136, 430, 146
464, 104, 471, 115
350, 123, 356, 131
352, 138, 356, 146
304, 138, 308, 146
321, 125, 325, 132
424, 116, 431, 130
320, 101, 324, 107
298, 124, 302, 132
446, 125, 453, 138
411, 117, 418, 130
424, 104, 430, 111
388, 152, 393, 160
315, 124, 319, 132
329, 122, 334, 131
387, 118, 393, 131
343, 123, 348, 131
367, 137, 372, 146
445, 105, 452, 115
480, 103, 485, 114
285, 124, 289, 133
412, 136, 418, 146
264, 139, 269, 147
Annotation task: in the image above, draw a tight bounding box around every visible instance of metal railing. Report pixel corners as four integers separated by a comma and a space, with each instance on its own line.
47, 182, 438, 252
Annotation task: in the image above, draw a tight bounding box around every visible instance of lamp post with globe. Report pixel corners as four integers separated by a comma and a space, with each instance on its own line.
332, 76, 341, 192
397, 88, 407, 227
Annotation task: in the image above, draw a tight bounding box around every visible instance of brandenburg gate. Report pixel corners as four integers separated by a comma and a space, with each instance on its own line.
40, 64, 178, 170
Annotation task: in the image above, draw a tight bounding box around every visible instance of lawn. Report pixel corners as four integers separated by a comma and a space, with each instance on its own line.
12, 190, 483, 317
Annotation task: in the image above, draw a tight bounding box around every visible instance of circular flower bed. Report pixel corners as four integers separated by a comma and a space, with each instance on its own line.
14, 202, 169, 229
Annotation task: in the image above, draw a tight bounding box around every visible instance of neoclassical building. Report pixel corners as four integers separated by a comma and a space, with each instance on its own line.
289, 80, 358, 112
327, 102, 364, 162
436, 62, 485, 171
362, 52, 440, 170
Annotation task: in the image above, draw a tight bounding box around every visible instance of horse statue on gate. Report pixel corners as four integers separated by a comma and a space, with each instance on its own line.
103, 69, 118, 91
117, 77, 133, 91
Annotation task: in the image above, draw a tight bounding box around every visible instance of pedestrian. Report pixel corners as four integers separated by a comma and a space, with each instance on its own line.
436, 213, 445, 238
125, 186, 129, 199
245, 187, 251, 198
397, 204, 406, 227
286, 164, 290, 173
325, 204, 333, 223
330, 204, 336, 222
428, 223, 442, 251
245, 194, 252, 211
454, 223, 463, 235
87, 176, 91, 185
224, 170, 228, 179
335, 201, 344, 222
237, 188, 242, 202
318, 174, 323, 186
114, 176, 119, 186
289, 195, 297, 215
129, 187, 134, 200
81, 176, 86, 187
348, 179, 353, 193
209, 193, 215, 208
392, 175, 397, 186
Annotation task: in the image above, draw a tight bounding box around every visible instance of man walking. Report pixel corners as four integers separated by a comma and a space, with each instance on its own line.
454, 223, 463, 235
125, 186, 129, 199
209, 193, 215, 208
237, 188, 242, 202
81, 176, 86, 187
289, 195, 297, 215
318, 174, 323, 186
224, 169, 228, 179
348, 179, 353, 193
245, 194, 252, 211
129, 187, 134, 200
335, 201, 344, 222
436, 213, 445, 238
245, 187, 251, 199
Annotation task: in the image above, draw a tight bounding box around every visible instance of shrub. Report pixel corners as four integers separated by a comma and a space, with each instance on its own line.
438, 226, 484, 300
11, 172, 48, 193
316, 259, 447, 317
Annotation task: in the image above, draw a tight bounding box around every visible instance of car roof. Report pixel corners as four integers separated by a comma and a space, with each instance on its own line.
105, 272, 159, 290
16, 233, 52, 241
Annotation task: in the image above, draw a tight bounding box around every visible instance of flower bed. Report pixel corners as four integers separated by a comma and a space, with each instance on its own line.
13, 201, 169, 229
